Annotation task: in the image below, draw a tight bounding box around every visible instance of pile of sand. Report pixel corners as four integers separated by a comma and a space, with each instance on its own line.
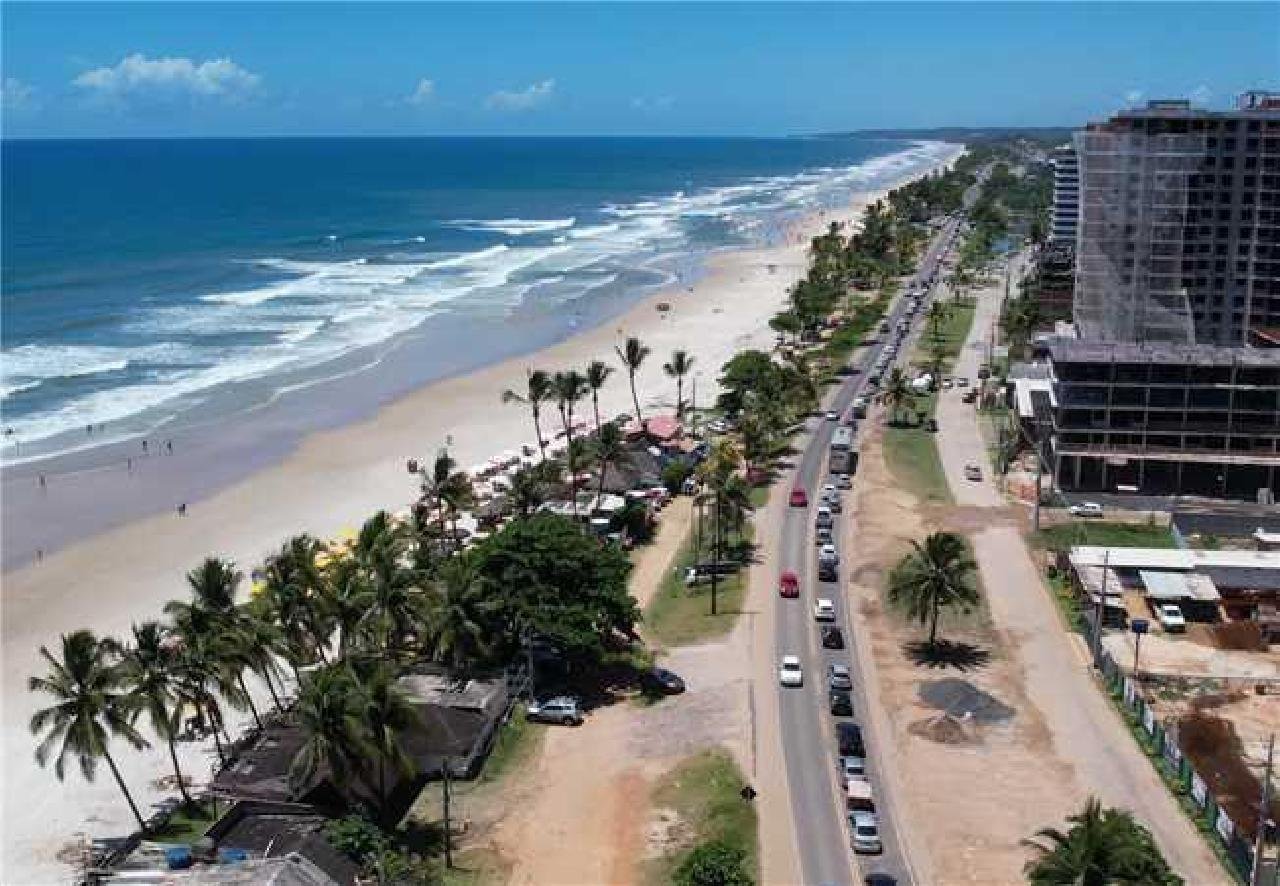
908, 712, 979, 746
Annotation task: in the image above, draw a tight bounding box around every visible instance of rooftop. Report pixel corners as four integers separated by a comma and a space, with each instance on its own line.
1045, 338, 1280, 368
1069, 546, 1280, 572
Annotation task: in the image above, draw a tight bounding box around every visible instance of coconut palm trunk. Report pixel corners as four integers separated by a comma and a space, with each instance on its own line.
166, 734, 194, 806
236, 673, 264, 730
104, 747, 147, 832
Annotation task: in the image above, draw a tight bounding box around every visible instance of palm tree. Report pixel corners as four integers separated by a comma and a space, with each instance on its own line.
593, 422, 625, 506
584, 359, 614, 436
320, 557, 374, 659
354, 512, 420, 655
108, 622, 194, 805
1023, 797, 1180, 886
169, 639, 231, 764
421, 451, 473, 555
880, 367, 916, 426
259, 536, 330, 668
553, 370, 589, 518
501, 369, 553, 461
289, 665, 370, 800
425, 559, 495, 675
355, 666, 420, 825
887, 531, 980, 648
29, 630, 150, 832
615, 335, 651, 430
663, 349, 695, 419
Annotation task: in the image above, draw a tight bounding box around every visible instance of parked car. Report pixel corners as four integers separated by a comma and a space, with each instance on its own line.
828, 663, 853, 691
850, 811, 883, 854
643, 668, 686, 695
815, 525, 834, 546
852, 396, 869, 418
828, 496, 844, 514
819, 543, 839, 564
821, 626, 845, 649
838, 474, 853, 490
956, 377, 969, 388
977, 367, 990, 380
815, 505, 833, 528
829, 689, 853, 717
821, 483, 838, 502
1156, 603, 1187, 633
779, 570, 800, 598
1070, 502, 1104, 518
964, 463, 983, 481
814, 598, 837, 622
925, 418, 939, 432
778, 655, 804, 687
962, 390, 977, 404
789, 487, 808, 507
818, 560, 839, 582
526, 696, 583, 726
684, 562, 740, 586
825, 410, 840, 421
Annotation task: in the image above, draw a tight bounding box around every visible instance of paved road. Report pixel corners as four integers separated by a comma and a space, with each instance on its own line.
774, 217, 961, 886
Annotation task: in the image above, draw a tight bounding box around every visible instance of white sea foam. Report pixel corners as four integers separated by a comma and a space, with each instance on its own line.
448, 217, 576, 236
569, 222, 621, 240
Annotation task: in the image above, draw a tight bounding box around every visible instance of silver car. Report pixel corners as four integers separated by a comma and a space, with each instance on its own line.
526, 696, 583, 725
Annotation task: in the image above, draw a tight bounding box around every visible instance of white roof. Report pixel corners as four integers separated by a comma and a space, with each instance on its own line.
1254, 528, 1280, 544
1139, 569, 1221, 603
1069, 546, 1280, 571
1013, 376, 1055, 419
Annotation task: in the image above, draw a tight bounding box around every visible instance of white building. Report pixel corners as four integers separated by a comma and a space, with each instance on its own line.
1049, 144, 1080, 247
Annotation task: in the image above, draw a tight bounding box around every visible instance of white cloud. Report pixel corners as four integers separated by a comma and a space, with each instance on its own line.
631, 95, 674, 113
1124, 89, 1144, 106
1189, 84, 1213, 106
72, 54, 260, 104
406, 78, 436, 106
485, 78, 555, 111
1, 77, 35, 110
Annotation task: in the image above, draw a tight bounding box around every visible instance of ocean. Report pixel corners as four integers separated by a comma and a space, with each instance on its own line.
1, 136, 952, 462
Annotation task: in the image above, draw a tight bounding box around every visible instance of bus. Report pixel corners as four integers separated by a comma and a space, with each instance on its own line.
830, 425, 857, 474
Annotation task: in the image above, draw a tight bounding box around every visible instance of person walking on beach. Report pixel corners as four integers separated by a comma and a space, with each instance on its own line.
127, 457, 133, 473
165, 439, 173, 455
177, 503, 187, 517
38, 473, 46, 490
142, 440, 148, 454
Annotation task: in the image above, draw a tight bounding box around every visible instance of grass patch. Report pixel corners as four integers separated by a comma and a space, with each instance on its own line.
1032, 521, 1176, 554
642, 748, 758, 886
914, 299, 977, 373
476, 710, 545, 787
883, 393, 952, 505
644, 527, 749, 648
153, 801, 218, 843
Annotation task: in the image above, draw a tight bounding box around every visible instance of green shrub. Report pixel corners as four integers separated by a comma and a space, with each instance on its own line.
674, 840, 753, 886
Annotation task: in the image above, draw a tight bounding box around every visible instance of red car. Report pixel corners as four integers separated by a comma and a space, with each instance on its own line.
789, 487, 808, 507
779, 570, 800, 598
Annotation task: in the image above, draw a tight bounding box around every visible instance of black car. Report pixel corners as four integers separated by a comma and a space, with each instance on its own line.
821, 626, 845, 649
829, 689, 853, 717
865, 875, 898, 886
642, 667, 686, 695
837, 721, 865, 756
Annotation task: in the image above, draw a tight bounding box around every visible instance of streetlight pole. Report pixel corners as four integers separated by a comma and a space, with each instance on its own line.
1092, 549, 1110, 668
1251, 733, 1275, 886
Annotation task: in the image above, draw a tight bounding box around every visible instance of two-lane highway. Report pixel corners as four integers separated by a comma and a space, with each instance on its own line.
773, 216, 962, 886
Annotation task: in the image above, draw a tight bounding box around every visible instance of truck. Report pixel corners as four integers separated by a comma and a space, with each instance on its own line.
829, 425, 855, 474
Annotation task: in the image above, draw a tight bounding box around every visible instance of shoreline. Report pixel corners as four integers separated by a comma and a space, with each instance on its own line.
0, 147, 961, 883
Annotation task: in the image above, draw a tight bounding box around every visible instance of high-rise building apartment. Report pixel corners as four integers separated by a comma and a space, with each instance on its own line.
1073, 92, 1280, 345
1049, 144, 1080, 246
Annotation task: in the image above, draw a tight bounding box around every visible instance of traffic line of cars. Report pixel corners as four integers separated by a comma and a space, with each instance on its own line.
779, 474, 886, 861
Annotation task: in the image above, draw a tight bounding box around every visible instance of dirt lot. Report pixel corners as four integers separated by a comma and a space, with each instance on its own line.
845, 420, 1089, 885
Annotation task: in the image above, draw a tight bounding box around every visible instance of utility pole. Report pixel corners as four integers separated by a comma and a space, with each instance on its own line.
1252, 733, 1275, 886
710, 494, 721, 616
441, 757, 454, 869
1092, 548, 1110, 667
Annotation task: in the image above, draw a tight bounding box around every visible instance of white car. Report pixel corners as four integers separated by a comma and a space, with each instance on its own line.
825, 410, 840, 421
822, 483, 838, 502
1070, 502, 1104, 518
1156, 604, 1187, 633
779, 655, 804, 687
956, 377, 969, 388
819, 543, 839, 564
850, 810, 883, 854
814, 598, 837, 621
526, 697, 583, 726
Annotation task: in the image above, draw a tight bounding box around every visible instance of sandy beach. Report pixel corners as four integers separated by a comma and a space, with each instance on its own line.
0, 148, 960, 883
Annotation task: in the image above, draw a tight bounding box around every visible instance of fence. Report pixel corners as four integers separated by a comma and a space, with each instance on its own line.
1097, 649, 1266, 882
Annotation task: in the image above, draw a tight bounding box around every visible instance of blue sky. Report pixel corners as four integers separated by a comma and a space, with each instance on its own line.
2, 2, 1277, 137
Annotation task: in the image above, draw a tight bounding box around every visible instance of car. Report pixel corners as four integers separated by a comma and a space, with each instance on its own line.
839, 754, 867, 779
1156, 603, 1187, 633
818, 561, 838, 582
956, 377, 969, 388
821, 625, 845, 649
977, 367, 990, 380
850, 811, 883, 854
815, 525, 833, 546
851, 396, 869, 418
925, 418, 939, 432
779, 570, 800, 598
819, 543, 839, 564
962, 389, 978, 404
837, 474, 853, 490
825, 410, 840, 421
821, 483, 838, 501
942, 378, 954, 390
779, 655, 803, 687
643, 668, 686, 695
828, 663, 853, 691
829, 689, 853, 716
865, 874, 898, 886
1070, 502, 1104, 518
526, 696, 583, 726
964, 463, 983, 481
789, 487, 808, 507
814, 598, 837, 621
836, 721, 865, 756
815, 505, 833, 528
828, 496, 843, 514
